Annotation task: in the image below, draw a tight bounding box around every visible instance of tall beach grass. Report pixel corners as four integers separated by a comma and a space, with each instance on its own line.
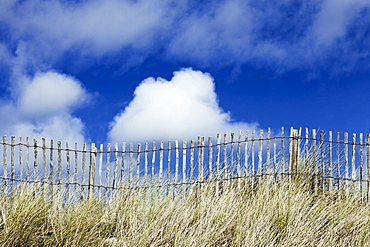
0, 163, 369, 246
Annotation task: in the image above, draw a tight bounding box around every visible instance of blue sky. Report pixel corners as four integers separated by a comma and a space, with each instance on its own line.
0, 0, 370, 145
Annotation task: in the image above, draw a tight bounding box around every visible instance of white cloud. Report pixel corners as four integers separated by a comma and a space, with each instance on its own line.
167, 0, 254, 66
0, 71, 91, 144
1, 0, 172, 60
108, 68, 258, 143
1, 0, 370, 74
312, 0, 370, 47
17, 71, 89, 118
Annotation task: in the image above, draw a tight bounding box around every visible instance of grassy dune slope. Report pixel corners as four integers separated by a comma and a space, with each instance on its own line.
0, 176, 369, 246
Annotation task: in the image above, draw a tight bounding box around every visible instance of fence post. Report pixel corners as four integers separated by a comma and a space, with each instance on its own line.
289, 128, 299, 181
88, 143, 96, 200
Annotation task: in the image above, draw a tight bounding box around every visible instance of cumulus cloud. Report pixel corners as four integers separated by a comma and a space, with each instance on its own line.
16, 71, 89, 118
108, 68, 258, 143
0, 71, 91, 144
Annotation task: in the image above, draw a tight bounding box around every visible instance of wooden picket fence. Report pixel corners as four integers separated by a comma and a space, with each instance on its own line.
1, 127, 370, 201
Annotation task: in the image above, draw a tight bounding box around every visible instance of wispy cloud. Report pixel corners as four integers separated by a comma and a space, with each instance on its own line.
1, 0, 369, 74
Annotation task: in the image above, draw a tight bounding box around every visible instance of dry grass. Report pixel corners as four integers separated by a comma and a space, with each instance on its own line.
0, 175, 369, 246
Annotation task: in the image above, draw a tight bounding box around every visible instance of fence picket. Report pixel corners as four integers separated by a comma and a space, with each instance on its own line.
42, 138, 47, 193
281, 127, 285, 177
11, 136, 15, 192
328, 131, 333, 192
19, 137, 23, 184
337, 132, 341, 190
251, 130, 255, 177
129, 143, 134, 187
231, 132, 234, 177
182, 140, 187, 194
216, 134, 221, 180
351, 134, 356, 192
208, 136, 213, 180
66, 142, 70, 201
121, 142, 126, 188
151, 142, 156, 187
74, 143, 78, 201
82, 143, 87, 198
367, 134, 370, 200
258, 130, 263, 178
113, 143, 119, 190
136, 143, 141, 187
312, 129, 317, 193
57, 141, 61, 195
320, 130, 325, 192
237, 131, 242, 180
359, 133, 363, 197
144, 142, 149, 189
267, 129, 271, 177
175, 140, 179, 193
3, 136, 7, 191
190, 140, 194, 183
34, 139, 39, 186
344, 132, 349, 195
98, 144, 103, 200
88, 143, 96, 200
244, 131, 249, 177
106, 143, 111, 196
223, 134, 227, 179
49, 140, 53, 195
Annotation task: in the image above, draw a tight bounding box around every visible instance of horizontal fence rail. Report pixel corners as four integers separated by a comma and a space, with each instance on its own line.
1, 127, 370, 201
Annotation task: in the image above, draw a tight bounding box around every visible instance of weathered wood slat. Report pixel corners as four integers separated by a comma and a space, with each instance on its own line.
26, 137, 30, 184
237, 131, 242, 179
244, 131, 249, 177
82, 143, 87, 197
19, 137, 23, 183
136, 143, 141, 187
312, 129, 317, 193
113, 143, 119, 190
66, 142, 70, 201
281, 127, 285, 177
208, 136, 213, 180
367, 134, 370, 200
320, 130, 325, 192
216, 134, 221, 179
144, 142, 149, 189
258, 130, 263, 178
151, 142, 156, 187
34, 139, 39, 184
11, 136, 15, 192
3, 136, 7, 190
351, 134, 356, 190
182, 140, 187, 193
42, 138, 47, 193
230, 132, 234, 177
57, 141, 62, 195
190, 140, 194, 182
98, 144, 103, 200
328, 131, 333, 192
359, 133, 363, 196
223, 134, 227, 179
266, 129, 271, 176
344, 132, 349, 195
